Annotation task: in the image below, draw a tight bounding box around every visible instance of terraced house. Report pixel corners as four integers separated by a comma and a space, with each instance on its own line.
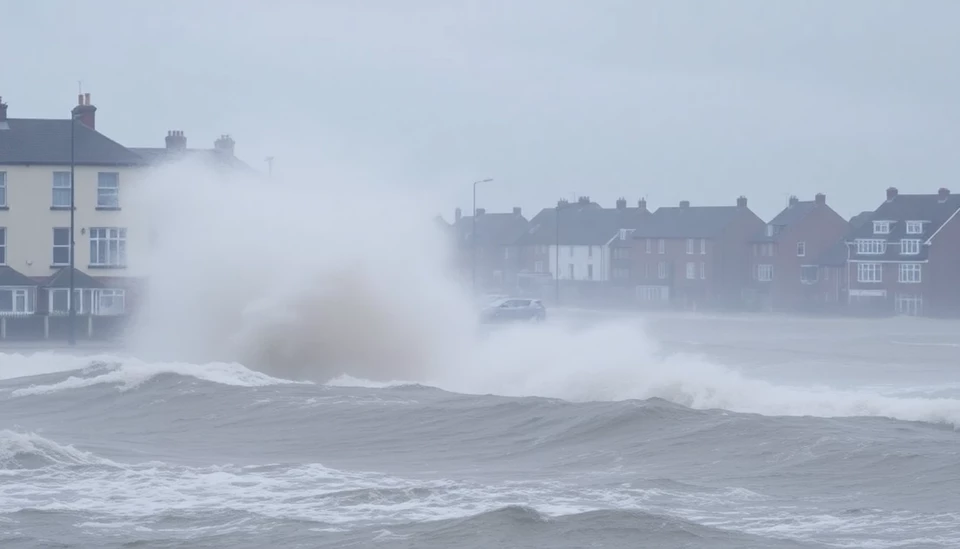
0, 94, 251, 339
846, 187, 960, 316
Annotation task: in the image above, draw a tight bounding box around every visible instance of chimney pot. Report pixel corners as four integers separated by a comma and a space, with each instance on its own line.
638, 198, 647, 210
679, 200, 690, 208
71, 93, 97, 130
165, 130, 187, 151
886, 187, 898, 201
615, 197, 627, 209
788, 195, 799, 206
475, 207, 486, 216
214, 134, 236, 155
737, 196, 748, 208
815, 193, 826, 205
938, 188, 950, 202
0, 97, 7, 122
513, 206, 521, 215
455, 207, 462, 222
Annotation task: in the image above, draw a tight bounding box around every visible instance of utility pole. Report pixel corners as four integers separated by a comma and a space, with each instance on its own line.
68, 109, 77, 346
470, 178, 493, 294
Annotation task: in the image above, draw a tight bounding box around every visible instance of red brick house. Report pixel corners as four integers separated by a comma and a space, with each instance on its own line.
746, 194, 849, 311
846, 187, 960, 316
451, 207, 529, 293
630, 197, 764, 309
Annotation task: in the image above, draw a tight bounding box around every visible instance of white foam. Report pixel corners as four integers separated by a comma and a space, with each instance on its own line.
0, 430, 116, 468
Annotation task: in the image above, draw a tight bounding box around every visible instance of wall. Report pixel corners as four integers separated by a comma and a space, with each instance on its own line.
548, 244, 609, 282
925, 208, 960, 316
0, 164, 149, 278
770, 205, 850, 310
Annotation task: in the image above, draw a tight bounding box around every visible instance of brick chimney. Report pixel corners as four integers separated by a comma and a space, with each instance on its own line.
679, 200, 690, 208
886, 187, 898, 201
214, 134, 235, 155
165, 130, 187, 151
577, 196, 591, 205
71, 93, 97, 130
475, 208, 486, 216
513, 206, 521, 215
638, 198, 647, 210
455, 207, 462, 222
737, 196, 748, 208
788, 195, 799, 207
815, 193, 826, 205
938, 188, 950, 202
615, 197, 627, 209
0, 96, 7, 122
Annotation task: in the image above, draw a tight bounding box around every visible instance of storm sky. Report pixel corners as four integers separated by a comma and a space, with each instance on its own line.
3, 0, 958, 220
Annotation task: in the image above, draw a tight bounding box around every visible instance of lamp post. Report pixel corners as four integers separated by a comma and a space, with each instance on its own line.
471, 178, 493, 294
68, 111, 78, 345
554, 200, 572, 305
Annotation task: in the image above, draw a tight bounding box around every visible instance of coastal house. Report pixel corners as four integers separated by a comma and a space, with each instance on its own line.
451, 206, 529, 292
747, 194, 849, 311
846, 187, 960, 316
630, 197, 764, 309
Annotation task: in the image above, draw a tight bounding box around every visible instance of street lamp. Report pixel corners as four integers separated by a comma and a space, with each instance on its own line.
68, 111, 79, 346
554, 200, 573, 305
471, 178, 494, 294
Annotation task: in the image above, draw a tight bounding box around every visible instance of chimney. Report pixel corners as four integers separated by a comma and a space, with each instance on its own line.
886, 187, 898, 201
475, 207, 486, 216
513, 206, 522, 215
214, 134, 235, 155
679, 200, 690, 208
165, 130, 187, 151
737, 196, 748, 208
615, 197, 627, 209
638, 198, 647, 211
557, 198, 569, 208
938, 188, 950, 202
0, 96, 7, 122
454, 207, 462, 222
577, 196, 590, 205
788, 195, 799, 207
71, 92, 97, 130
815, 193, 826, 205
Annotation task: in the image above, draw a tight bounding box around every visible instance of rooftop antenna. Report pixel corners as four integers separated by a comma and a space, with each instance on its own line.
78, 81, 83, 95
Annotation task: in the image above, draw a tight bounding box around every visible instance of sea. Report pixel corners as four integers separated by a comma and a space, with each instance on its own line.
1, 310, 959, 549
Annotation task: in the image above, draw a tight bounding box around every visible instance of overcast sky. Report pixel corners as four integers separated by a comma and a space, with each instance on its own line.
3, 0, 959, 220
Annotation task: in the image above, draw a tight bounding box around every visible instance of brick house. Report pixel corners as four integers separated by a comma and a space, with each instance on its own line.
451, 206, 529, 293
746, 193, 849, 311
630, 197, 764, 309
846, 187, 960, 316
515, 197, 649, 301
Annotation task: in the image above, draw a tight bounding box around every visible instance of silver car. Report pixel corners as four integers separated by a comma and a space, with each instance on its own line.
480, 297, 546, 323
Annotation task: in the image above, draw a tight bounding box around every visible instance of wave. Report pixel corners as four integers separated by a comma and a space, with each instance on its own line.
0, 430, 116, 469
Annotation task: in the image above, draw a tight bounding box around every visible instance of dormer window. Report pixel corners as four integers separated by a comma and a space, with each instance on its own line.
873, 221, 890, 234
905, 221, 922, 235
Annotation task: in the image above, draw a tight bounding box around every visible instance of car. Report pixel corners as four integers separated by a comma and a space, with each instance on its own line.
480, 297, 546, 324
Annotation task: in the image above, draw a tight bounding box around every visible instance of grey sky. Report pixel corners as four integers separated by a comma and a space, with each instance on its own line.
3, 0, 958, 220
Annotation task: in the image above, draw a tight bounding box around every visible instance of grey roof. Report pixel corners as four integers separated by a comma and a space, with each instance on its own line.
129, 147, 257, 173
454, 212, 529, 247
517, 202, 650, 246
632, 206, 750, 239
849, 211, 875, 230
0, 119, 145, 166
847, 192, 960, 261
45, 267, 103, 289
753, 201, 819, 242
0, 266, 37, 286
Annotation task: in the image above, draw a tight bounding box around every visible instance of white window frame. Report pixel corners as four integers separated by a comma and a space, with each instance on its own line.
699, 262, 706, 279
797, 241, 806, 257
685, 261, 696, 279
533, 260, 544, 273
0, 286, 35, 314
645, 239, 651, 254
0, 227, 5, 265
658, 239, 665, 254
900, 239, 921, 255
657, 261, 667, 279
48, 288, 94, 315
700, 239, 706, 254
898, 263, 921, 284
756, 264, 773, 282
53, 227, 70, 266
89, 227, 128, 268
873, 221, 891, 234
52, 171, 72, 208
97, 172, 120, 208
905, 221, 923, 235
857, 262, 882, 283
856, 239, 886, 255
800, 265, 819, 284
95, 289, 126, 316
0, 171, 6, 207
686, 239, 694, 254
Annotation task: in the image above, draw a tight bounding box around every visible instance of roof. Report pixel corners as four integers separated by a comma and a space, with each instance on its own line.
129, 147, 256, 173
454, 212, 529, 247
517, 202, 650, 246
631, 205, 749, 239
45, 267, 103, 289
752, 200, 819, 242
0, 266, 38, 286
847, 192, 960, 261
849, 211, 875, 230
0, 119, 145, 166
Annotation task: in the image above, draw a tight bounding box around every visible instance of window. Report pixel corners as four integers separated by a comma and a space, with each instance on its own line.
857, 262, 882, 283
686, 239, 694, 254
52, 172, 72, 208
96, 289, 125, 315
699, 262, 706, 279
587, 246, 593, 258
756, 264, 773, 281
685, 262, 695, 279
48, 288, 93, 315
766, 225, 774, 237
901, 239, 921, 255
0, 171, 6, 207
899, 263, 921, 283
905, 221, 923, 235
658, 239, 665, 254
89, 227, 127, 267
0, 227, 5, 265
645, 239, 651, 254
856, 239, 886, 255
618, 229, 627, 240
700, 239, 706, 254
53, 228, 70, 265
534, 261, 544, 273
657, 262, 667, 279
97, 172, 120, 208
586, 264, 593, 280
0, 287, 35, 314
797, 241, 806, 257
613, 247, 629, 260
873, 221, 891, 234
801, 265, 819, 284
